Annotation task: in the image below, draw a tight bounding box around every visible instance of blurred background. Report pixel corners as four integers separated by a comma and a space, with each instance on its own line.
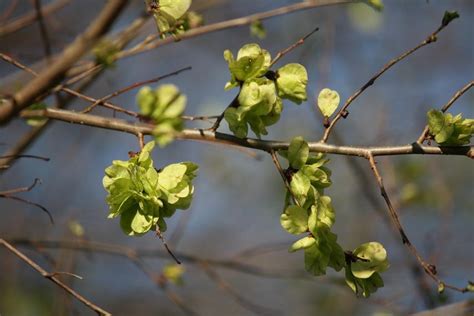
0, 0, 473, 315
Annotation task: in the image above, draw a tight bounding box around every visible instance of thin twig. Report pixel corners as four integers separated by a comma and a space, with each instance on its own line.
0, 154, 50, 162
0, 194, 54, 224
321, 13, 458, 143
117, 0, 351, 60
33, 0, 53, 59
81, 66, 192, 114
0, 239, 111, 315
417, 80, 474, 143
270, 26, 319, 66
270, 150, 299, 206
366, 153, 470, 293
156, 227, 181, 264
0, 178, 41, 195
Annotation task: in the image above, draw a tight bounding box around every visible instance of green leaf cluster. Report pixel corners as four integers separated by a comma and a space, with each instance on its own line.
279, 137, 389, 296
250, 20, 266, 39
223, 44, 308, 138
427, 109, 473, 145
279, 137, 343, 275
93, 39, 119, 68
103, 141, 198, 236
147, 0, 193, 37
163, 264, 185, 285
137, 84, 186, 146
344, 242, 389, 297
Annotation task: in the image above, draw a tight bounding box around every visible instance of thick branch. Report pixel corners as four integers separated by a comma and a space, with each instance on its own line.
0, 0, 129, 125
20, 108, 474, 158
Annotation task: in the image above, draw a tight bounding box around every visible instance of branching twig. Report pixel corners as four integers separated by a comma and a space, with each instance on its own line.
0, 178, 54, 224
366, 153, 470, 293
417, 80, 474, 143
0, 0, 129, 125
81, 66, 192, 114
321, 13, 458, 143
117, 0, 351, 60
0, 239, 111, 316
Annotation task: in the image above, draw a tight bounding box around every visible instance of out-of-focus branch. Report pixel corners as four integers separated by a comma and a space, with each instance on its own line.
321, 12, 458, 143
116, 0, 352, 60
0, 0, 129, 125
0, 15, 149, 172
0, 239, 111, 316
0, 0, 71, 37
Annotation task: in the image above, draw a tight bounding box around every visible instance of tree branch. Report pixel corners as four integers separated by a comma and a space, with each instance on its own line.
20, 108, 474, 158
321, 12, 457, 143
0, 239, 111, 315
0, 0, 129, 125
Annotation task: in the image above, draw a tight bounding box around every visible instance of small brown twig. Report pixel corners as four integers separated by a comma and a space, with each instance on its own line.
270, 26, 319, 66
209, 93, 239, 132
366, 152, 470, 293
156, 227, 181, 264
81, 66, 192, 114
270, 150, 299, 207
321, 13, 458, 143
0, 154, 50, 162
417, 80, 474, 143
0, 239, 111, 315
0, 178, 54, 224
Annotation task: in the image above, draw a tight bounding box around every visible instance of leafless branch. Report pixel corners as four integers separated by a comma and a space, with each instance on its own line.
366, 153, 470, 293
0, 0, 129, 125
321, 12, 458, 142
0, 239, 111, 315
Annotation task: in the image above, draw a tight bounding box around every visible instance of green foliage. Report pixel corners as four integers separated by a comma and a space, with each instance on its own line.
427, 109, 473, 145
93, 40, 119, 68
148, 0, 192, 37
442, 11, 459, 27
25, 103, 47, 126
103, 141, 198, 236
223, 43, 308, 138
163, 264, 185, 285
364, 0, 384, 12
317, 88, 340, 117
344, 242, 389, 297
250, 20, 266, 39
137, 84, 186, 146
279, 137, 388, 296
